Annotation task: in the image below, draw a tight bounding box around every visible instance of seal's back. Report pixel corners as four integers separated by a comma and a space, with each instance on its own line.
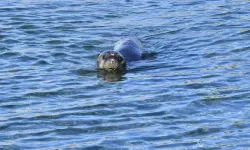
114, 38, 142, 62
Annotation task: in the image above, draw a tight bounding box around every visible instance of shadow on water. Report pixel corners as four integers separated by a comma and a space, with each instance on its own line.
73, 68, 126, 82
97, 70, 126, 82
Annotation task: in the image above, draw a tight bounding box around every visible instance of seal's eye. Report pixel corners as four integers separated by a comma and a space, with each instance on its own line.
102, 54, 108, 59
117, 57, 123, 62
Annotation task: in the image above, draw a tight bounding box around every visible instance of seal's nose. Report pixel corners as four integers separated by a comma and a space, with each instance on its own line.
109, 58, 116, 64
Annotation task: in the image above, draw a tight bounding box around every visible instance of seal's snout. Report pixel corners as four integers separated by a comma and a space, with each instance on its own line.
105, 57, 120, 69
109, 58, 116, 64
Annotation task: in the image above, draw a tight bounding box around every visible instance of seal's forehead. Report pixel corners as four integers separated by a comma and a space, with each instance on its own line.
101, 51, 120, 56
107, 50, 117, 54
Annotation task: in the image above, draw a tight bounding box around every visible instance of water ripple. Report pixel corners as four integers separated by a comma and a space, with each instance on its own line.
1, 0, 250, 149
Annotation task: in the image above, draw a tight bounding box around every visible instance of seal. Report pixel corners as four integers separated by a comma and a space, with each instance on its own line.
97, 38, 142, 72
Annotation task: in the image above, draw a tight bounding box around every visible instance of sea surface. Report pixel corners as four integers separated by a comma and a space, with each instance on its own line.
1, 0, 250, 149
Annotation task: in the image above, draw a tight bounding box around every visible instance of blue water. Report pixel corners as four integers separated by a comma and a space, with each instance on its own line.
1, 0, 250, 149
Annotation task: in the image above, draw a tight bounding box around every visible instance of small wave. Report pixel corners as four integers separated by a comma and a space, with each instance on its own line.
19, 25, 38, 29
0, 52, 21, 58
18, 55, 38, 62
185, 127, 221, 136
34, 60, 51, 65
26, 90, 60, 97
3, 39, 19, 44
231, 46, 250, 53
46, 40, 69, 45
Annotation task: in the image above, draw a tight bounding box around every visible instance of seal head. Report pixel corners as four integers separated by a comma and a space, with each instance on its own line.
97, 50, 126, 72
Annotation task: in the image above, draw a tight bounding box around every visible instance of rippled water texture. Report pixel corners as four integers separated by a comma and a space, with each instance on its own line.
1, 0, 250, 149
